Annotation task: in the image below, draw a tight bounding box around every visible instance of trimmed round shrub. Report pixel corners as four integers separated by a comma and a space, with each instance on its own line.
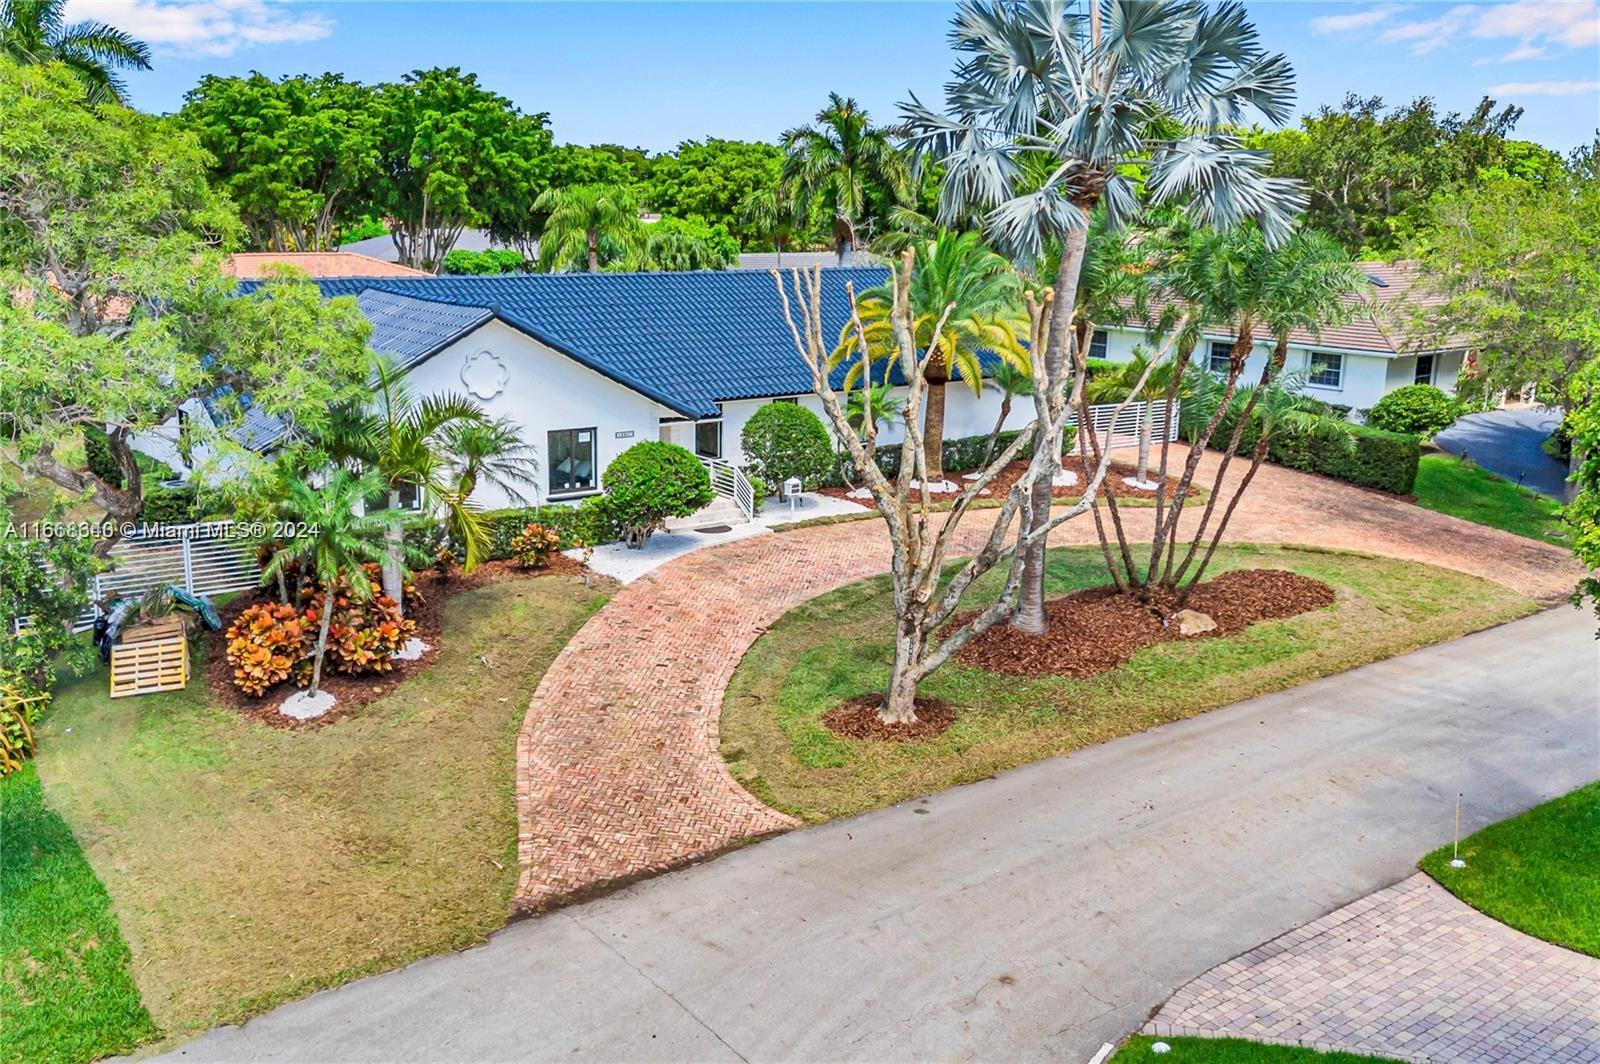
1366, 384, 1460, 437
741, 402, 833, 496
602, 442, 714, 548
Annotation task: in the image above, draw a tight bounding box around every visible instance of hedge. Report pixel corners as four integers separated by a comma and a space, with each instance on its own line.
404, 498, 620, 562
1207, 405, 1420, 495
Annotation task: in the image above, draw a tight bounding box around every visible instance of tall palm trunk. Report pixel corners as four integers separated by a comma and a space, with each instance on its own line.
922, 371, 949, 482
587, 229, 599, 272
1012, 221, 1090, 634
382, 489, 406, 618
309, 595, 334, 696
1136, 412, 1153, 484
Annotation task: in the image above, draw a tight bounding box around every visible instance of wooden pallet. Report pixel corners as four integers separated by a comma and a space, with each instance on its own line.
110, 617, 190, 698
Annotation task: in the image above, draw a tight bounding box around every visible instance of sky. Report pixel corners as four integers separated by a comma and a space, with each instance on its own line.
73, 0, 1600, 154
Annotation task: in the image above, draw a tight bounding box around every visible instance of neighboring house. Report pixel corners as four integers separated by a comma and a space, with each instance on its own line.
734, 251, 877, 271
224, 252, 428, 280
1096, 262, 1466, 414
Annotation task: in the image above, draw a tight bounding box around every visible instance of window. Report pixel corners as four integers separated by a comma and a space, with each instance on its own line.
1414, 354, 1435, 386
549, 427, 597, 496
1208, 341, 1235, 376
695, 419, 722, 459
1089, 330, 1107, 361
367, 481, 420, 513
772, 397, 799, 405
1308, 351, 1344, 389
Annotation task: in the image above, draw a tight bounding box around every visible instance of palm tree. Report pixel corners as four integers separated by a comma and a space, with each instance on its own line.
782, 93, 911, 266
736, 184, 804, 265
902, 0, 1304, 634
835, 232, 1028, 482
261, 469, 393, 697
448, 416, 540, 506
980, 360, 1033, 466
1084, 350, 1182, 486
325, 357, 510, 614
534, 184, 643, 273
844, 382, 905, 440
1, 0, 151, 104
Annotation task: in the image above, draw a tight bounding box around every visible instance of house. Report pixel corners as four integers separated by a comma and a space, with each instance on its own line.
1094, 262, 1466, 414
224, 252, 428, 280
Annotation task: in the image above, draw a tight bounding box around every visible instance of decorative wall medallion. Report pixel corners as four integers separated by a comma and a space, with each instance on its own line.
460, 349, 508, 400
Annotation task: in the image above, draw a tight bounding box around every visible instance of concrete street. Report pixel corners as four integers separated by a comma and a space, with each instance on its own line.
157, 606, 1599, 1063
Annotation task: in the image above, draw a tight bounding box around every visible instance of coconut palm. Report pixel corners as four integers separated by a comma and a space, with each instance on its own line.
980, 359, 1034, 465
324, 357, 505, 614
902, 0, 1305, 634
534, 184, 644, 273
260, 469, 393, 697
782, 93, 911, 266
1, 0, 150, 104
834, 231, 1029, 481
448, 415, 540, 506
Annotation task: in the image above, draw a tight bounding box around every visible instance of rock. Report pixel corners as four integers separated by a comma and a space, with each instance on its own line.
1174, 609, 1217, 636
280, 689, 336, 721
846, 487, 872, 499
1052, 469, 1079, 487
1122, 475, 1160, 491
910, 479, 960, 493
393, 637, 430, 661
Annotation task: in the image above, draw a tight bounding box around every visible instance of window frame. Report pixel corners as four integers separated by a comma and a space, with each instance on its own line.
1089, 330, 1108, 361
1306, 351, 1345, 391
547, 426, 599, 499
1413, 353, 1435, 386
1207, 340, 1235, 376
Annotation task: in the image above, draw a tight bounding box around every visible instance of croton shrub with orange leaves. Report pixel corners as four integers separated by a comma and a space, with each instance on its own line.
225, 602, 311, 696
302, 587, 416, 677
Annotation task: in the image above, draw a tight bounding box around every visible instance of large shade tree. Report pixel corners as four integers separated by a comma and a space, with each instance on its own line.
782, 93, 911, 265
901, 0, 1306, 634
0, 0, 149, 104
0, 60, 372, 551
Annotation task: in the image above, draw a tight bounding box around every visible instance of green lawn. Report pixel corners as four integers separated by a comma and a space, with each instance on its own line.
30, 572, 607, 1041
1413, 453, 1565, 541
1114, 1036, 1404, 1062
1, 765, 158, 1064
1420, 780, 1600, 957
721, 544, 1534, 823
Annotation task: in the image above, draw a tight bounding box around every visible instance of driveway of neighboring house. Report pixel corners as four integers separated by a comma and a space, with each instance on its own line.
154, 606, 1599, 1063
1434, 408, 1569, 498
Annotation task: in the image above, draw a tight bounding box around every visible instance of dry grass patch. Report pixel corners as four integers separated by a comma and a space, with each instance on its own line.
721, 544, 1534, 823
33, 572, 608, 1038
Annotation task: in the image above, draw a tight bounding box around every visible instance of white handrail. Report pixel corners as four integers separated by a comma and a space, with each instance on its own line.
699, 456, 755, 521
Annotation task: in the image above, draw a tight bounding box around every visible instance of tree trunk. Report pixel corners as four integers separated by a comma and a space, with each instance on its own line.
275, 563, 288, 605
981, 396, 1013, 466
880, 616, 926, 724
309, 593, 334, 696
587, 230, 599, 273
382, 492, 406, 617
1012, 222, 1090, 634
1136, 413, 1153, 484
923, 380, 948, 483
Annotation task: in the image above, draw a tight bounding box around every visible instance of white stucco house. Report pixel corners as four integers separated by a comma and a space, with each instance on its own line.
1093, 261, 1467, 414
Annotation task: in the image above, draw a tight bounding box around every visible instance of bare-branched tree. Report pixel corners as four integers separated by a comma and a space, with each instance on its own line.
773, 256, 1182, 723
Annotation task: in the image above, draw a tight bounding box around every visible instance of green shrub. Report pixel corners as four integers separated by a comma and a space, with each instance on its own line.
603, 441, 714, 548
0, 669, 46, 776
1366, 384, 1460, 437
418, 498, 620, 563
338, 216, 390, 243
138, 482, 202, 524
742, 471, 768, 512
742, 403, 835, 495
441, 248, 529, 275
1211, 404, 1420, 495
82, 425, 122, 487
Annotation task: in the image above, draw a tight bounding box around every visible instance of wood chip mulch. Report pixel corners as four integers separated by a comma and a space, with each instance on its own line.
948, 568, 1336, 679
817, 456, 1178, 504
202, 554, 590, 731
821, 694, 957, 742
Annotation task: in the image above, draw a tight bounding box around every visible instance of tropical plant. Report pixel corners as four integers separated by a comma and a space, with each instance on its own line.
1084, 350, 1177, 484
740, 402, 835, 496
1566, 357, 1600, 633
448, 416, 540, 506
737, 183, 806, 262
509, 522, 562, 570
601, 442, 714, 548
259, 469, 394, 696
902, 0, 1305, 634
781, 93, 911, 265
0, 501, 98, 686
845, 384, 906, 441
0, 0, 150, 103
834, 232, 1028, 481
980, 361, 1034, 466
307, 571, 414, 677
1366, 384, 1460, 437
225, 602, 311, 697
0, 668, 47, 776
534, 183, 644, 272
633, 216, 739, 271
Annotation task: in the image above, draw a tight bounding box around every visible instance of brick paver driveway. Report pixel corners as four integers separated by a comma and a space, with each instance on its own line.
1145, 873, 1600, 1063
515, 452, 1580, 910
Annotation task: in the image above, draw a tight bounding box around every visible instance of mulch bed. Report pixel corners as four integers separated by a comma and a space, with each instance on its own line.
822, 694, 958, 742
948, 568, 1336, 679
203, 553, 590, 731
817, 456, 1178, 504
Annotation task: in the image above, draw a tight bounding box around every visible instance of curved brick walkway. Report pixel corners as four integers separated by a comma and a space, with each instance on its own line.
515, 452, 1580, 910
1145, 873, 1600, 1063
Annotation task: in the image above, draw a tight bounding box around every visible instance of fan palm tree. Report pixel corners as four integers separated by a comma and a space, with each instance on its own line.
1, 0, 150, 104
261, 469, 393, 697
834, 231, 1028, 481
980, 359, 1034, 466
782, 93, 911, 266
736, 184, 804, 265
534, 184, 644, 273
324, 357, 503, 615
901, 0, 1305, 634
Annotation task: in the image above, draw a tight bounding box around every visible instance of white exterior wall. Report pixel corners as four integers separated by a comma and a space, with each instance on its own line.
404, 319, 671, 510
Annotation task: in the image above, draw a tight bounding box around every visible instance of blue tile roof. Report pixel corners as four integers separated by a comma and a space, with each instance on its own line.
354, 290, 493, 370
299, 267, 892, 418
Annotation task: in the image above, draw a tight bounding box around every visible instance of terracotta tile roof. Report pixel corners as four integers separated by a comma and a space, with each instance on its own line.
224, 252, 428, 279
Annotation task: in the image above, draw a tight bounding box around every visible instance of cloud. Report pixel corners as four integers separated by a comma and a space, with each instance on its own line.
1379, 4, 1478, 54
63, 0, 333, 58
1474, 0, 1600, 48
1311, 4, 1403, 34
1485, 79, 1600, 96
